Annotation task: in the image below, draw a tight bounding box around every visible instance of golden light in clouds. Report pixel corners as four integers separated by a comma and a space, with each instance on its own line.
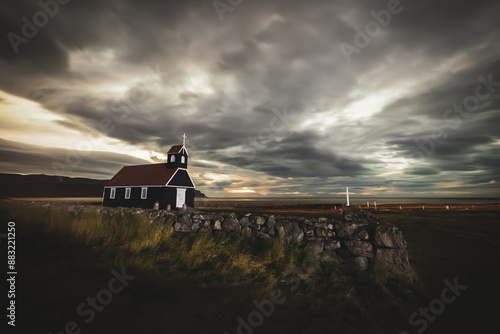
0, 90, 78, 147
0, 90, 167, 165
229, 187, 256, 193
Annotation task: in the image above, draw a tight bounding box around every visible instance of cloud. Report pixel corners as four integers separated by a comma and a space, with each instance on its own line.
405, 167, 441, 176
0, 0, 499, 196
0, 138, 149, 179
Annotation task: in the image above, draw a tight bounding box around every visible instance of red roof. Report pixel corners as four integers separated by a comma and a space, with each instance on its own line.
106, 164, 177, 187
168, 145, 184, 153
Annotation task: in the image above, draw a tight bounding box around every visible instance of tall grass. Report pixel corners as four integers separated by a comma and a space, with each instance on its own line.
1, 204, 303, 292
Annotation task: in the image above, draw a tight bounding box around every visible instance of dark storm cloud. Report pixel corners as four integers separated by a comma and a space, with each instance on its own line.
254, 139, 371, 178
377, 60, 500, 123
1, 0, 500, 195
405, 167, 441, 176
207, 130, 374, 178
213, 181, 236, 191
189, 160, 220, 169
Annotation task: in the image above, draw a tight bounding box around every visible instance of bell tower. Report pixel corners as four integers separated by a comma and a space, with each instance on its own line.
166, 134, 189, 169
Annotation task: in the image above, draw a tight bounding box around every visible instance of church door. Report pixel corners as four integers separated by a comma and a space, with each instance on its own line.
176, 188, 186, 208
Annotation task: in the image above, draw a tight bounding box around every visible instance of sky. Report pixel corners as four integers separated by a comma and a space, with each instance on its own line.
0, 0, 499, 197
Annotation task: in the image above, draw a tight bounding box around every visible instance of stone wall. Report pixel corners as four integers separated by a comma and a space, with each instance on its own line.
51, 204, 414, 280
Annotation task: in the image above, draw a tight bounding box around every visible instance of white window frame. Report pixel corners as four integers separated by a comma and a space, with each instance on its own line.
125, 187, 131, 199
170, 155, 175, 162
181, 156, 185, 164
141, 187, 147, 199
110, 188, 116, 199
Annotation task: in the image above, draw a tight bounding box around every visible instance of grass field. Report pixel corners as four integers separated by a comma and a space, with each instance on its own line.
1, 203, 498, 334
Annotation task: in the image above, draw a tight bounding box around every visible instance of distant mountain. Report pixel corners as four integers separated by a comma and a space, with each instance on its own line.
193, 189, 207, 198
0, 173, 206, 198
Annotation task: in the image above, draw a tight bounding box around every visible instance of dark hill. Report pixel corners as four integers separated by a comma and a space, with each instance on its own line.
0, 173, 206, 198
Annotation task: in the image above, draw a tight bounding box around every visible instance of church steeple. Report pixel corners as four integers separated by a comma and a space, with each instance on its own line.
165, 135, 189, 169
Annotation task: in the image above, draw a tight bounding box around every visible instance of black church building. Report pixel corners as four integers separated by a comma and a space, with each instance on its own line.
102, 142, 195, 209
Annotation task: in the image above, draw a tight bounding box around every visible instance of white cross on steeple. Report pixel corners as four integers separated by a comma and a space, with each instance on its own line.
182, 133, 187, 146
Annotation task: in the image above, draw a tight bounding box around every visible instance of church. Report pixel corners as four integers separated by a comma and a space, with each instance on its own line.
102, 135, 195, 209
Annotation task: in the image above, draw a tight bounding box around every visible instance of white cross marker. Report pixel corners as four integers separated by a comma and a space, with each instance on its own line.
345, 186, 350, 207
